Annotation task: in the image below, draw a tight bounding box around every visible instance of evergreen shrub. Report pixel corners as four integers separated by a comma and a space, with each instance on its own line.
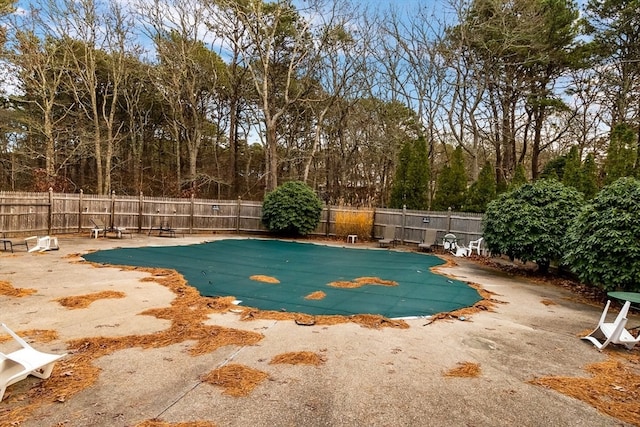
563, 177, 640, 292
261, 181, 323, 236
482, 179, 583, 273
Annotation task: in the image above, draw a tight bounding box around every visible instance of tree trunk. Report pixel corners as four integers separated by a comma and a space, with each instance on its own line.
266, 121, 278, 192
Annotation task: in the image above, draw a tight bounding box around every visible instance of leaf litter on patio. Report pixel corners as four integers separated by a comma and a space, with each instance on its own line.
54, 290, 126, 309
0, 256, 526, 426
0, 281, 36, 297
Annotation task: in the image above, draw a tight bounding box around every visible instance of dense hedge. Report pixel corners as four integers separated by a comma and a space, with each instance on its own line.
563, 177, 640, 292
261, 181, 323, 236
482, 179, 584, 273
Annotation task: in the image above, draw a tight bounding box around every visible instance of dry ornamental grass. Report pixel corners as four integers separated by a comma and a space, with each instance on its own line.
334, 210, 374, 240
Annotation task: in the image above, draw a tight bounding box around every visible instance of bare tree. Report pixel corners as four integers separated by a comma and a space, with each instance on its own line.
213, 0, 331, 192
5, 1, 75, 186
140, 0, 226, 195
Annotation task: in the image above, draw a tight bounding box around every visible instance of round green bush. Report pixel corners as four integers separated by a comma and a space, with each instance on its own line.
262, 181, 323, 236
563, 177, 640, 292
482, 179, 584, 273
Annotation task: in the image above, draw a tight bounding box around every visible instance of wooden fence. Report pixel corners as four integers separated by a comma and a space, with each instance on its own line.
0, 190, 484, 245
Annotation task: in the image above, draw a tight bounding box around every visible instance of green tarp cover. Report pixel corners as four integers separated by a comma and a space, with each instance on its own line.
83, 238, 482, 318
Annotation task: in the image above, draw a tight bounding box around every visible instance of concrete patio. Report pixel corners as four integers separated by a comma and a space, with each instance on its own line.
0, 234, 637, 427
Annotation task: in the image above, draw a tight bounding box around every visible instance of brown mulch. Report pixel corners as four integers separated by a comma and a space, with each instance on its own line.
269, 351, 326, 366
443, 362, 481, 378
0, 329, 59, 345
202, 363, 269, 397
328, 276, 398, 288
0, 280, 36, 297
304, 291, 326, 300
55, 290, 126, 309
249, 275, 280, 284
530, 352, 640, 426
135, 421, 217, 427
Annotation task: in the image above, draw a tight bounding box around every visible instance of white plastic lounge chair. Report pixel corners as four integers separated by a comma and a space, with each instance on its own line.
468, 237, 484, 255
582, 300, 640, 351
378, 226, 397, 248
26, 236, 59, 253
0, 323, 66, 401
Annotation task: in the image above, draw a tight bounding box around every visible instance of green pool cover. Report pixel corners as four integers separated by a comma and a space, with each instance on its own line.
83, 238, 481, 318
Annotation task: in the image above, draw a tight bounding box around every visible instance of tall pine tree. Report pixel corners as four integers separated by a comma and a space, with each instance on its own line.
604, 123, 637, 184
562, 146, 582, 189
390, 137, 429, 209
464, 162, 496, 212
432, 146, 467, 210
580, 153, 599, 199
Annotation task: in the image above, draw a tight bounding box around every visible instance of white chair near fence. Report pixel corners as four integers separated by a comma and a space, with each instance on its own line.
26, 236, 59, 253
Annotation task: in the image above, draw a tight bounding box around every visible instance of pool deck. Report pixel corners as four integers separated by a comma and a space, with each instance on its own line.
1, 234, 637, 427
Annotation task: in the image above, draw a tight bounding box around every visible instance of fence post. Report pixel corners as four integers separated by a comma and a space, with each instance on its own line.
138, 192, 143, 232
236, 197, 241, 233
371, 207, 376, 240
190, 194, 195, 235
401, 205, 407, 244
325, 204, 331, 237
447, 207, 452, 232
78, 189, 84, 233
48, 187, 53, 235
110, 191, 116, 228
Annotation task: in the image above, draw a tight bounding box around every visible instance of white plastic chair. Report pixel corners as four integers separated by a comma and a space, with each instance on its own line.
26, 236, 59, 253
1, 323, 67, 401
468, 237, 484, 255
442, 233, 468, 256
582, 300, 640, 351
443, 233, 457, 251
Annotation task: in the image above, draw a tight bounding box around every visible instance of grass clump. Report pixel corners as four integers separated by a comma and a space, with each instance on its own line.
334, 209, 374, 240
